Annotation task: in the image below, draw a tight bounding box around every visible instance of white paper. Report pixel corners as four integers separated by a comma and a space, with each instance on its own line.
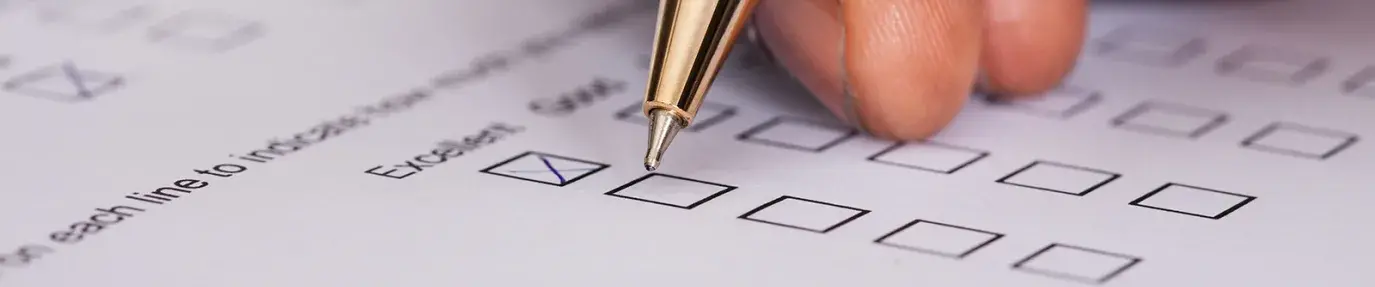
1, 0, 1373, 286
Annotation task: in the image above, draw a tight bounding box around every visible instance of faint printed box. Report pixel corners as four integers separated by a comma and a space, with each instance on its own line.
984, 85, 1102, 119
738, 196, 869, 234
867, 141, 989, 174
1013, 243, 1143, 284
737, 116, 859, 152
1241, 122, 1358, 160
1090, 25, 1206, 68
1215, 45, 1330, 86
997, 160, 1121, 196
874, 219, 1004, 259
1130, 183, 1255, 220
614, 101, 737, 132
147, 10, 264, 52
33, 0, 152, 32
1110, 101, 1228, 139
605, 173, 735, 209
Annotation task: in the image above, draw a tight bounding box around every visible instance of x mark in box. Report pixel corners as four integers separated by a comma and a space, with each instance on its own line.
4, 62, 123, 102
481, 151, 609, 187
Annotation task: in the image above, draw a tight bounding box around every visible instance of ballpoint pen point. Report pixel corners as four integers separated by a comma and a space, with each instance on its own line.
644, 108, 682, 171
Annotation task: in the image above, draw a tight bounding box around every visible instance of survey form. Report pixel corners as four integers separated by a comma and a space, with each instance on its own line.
0, 0, 1374, 286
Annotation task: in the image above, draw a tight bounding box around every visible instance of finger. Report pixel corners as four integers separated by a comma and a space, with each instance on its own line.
842, 0, 986, 140
980, 0, 1088, 97
751, 0, 850, 122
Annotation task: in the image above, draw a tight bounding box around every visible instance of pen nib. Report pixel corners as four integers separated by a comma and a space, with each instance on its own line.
644, 109, 683, 171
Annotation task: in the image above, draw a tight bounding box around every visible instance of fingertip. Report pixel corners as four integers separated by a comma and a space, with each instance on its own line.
841, 0, 984, 140
980, 0, 1088, 98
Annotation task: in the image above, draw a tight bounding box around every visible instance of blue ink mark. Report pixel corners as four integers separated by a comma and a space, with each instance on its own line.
60, 62, 91, 98
539, 155, 567, 184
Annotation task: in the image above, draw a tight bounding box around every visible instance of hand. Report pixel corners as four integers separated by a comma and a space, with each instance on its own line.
750, 0, 1087, 139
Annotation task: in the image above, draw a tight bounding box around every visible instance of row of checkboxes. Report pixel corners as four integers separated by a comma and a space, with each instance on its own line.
18, 1, 263, 53
997, 87, 1359, 160
617, 104, 1260, 220
1091, 24, 1375, 96
478, 152, 1144, 285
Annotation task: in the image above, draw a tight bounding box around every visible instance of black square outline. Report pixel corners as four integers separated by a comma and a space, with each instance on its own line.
996, 161, 1122, 196
1128, 183, 1256, 220
478, 151, 610, 187
737, 195, 870, 234
736, 116, 860, 152
146, 10, 264, 52
874, 219, 1005, 259
3, 62, 123, 102
1240, 122, 1359, 160
866, 140, 990, 174
1341, 66, 1375, 97
613, 101, 738, 132
1012, 243, 1143, 285
985, 85, 1103, 119
1215, 45, 1330, 86
1089, 25, 1206, 68
1109, 101, 1229, 139
604, 173, 736, 209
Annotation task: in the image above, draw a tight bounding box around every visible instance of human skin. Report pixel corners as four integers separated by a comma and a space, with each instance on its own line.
750, 0, 1088, 139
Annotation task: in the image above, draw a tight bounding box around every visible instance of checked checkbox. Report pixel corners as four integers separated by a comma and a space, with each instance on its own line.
480, 151, 609, 187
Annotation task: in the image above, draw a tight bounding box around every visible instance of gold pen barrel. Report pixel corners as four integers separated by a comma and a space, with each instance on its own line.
643, 0, 759, 125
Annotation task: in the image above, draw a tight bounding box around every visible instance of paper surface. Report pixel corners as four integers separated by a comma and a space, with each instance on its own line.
1, 0, 1374, 286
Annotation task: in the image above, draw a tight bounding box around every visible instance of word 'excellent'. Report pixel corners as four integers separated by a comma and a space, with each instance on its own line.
365, 122, 525, 179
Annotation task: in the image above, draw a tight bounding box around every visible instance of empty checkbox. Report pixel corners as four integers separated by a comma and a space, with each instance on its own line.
614, 101, 737, 132
875, 219, 1004, 259
605, 173, 735, 209
987, 85, 1101, 119
997, 161, 1121, 196
1216, 45, 1329, 86
737, 117, 858, 152
868, 141, 989, 174
1110, 101, 1228, 138
1013, 243, 1143, 284
1130, 183, 1255, 220
1242, 122, 1358, 160
739, 196, 869, 233
1090, 25, 1206, 67
1341, 66, 1375, 98
147, 10, 264, 52
34, 0, 151, 32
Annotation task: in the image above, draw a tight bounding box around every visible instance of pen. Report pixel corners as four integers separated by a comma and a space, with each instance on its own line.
641, 0, 760, 171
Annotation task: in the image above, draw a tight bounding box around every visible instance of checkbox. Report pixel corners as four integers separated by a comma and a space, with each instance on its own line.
738, 196, 869, 233
1129, 183, 1255, 220
1110, 101, 1228, 138
614, 102, 737, 132
4, 62, 122, 102
605, 173, 735, 209
867, 141, 989, 174
737, 117, 859, 152
147, 10, 263, 52
987, 85, 1101, 119
1215, 45, 1330, 86
1013, 243, 1143, 284
997, 161, 1121, 196
479, 151, 609, 187
33, 0, 151, 31
1241, 122, 1358, 160
874, 219, 1004, 259
1341, 66, 1375, 98
1090, 25, 1205, 67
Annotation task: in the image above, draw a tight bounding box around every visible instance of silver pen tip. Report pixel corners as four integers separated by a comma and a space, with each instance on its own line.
644, 108, 683, 171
